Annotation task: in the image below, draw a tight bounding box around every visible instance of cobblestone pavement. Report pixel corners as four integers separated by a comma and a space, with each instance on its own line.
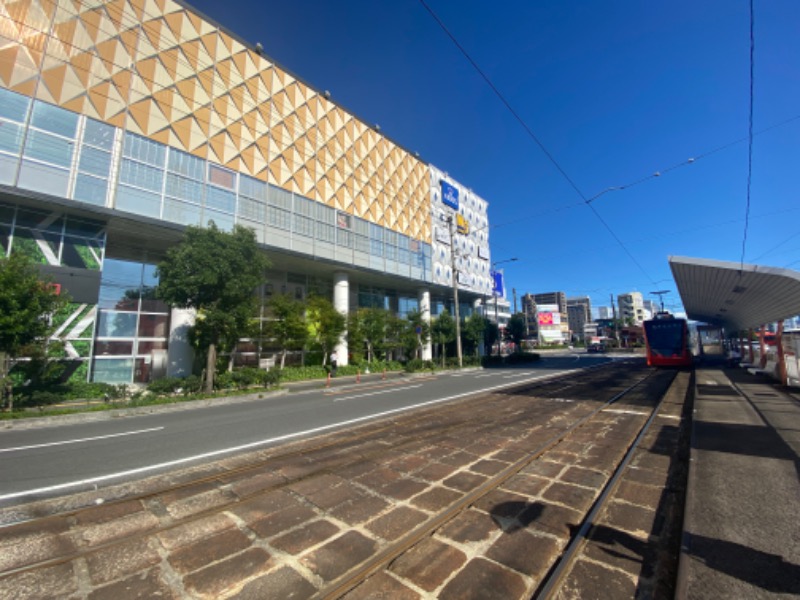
0, 365, 691, 599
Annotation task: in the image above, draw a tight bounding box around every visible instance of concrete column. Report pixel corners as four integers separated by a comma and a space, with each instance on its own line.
167, 307, 195, 378
473, 298, 485, 357
333, 272, 349, 366
418, 288, 432, 361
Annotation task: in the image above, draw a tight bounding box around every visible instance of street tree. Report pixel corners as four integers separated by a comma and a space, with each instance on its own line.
506, 313, 527, 353
0, 253, 69, 409
401, 309, 430, 360
431, 310, 456, 368
266, 294, 308, 369
156, 223, 269, 392
462, 312, 487, 357
484, 321, 500, 355
307, 295, 346, 365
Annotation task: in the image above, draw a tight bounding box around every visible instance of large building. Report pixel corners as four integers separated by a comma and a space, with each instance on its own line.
521, 292, 569, 345
618, 292, 646, 325
0, 0, 493, 383
566, 296, 592, 341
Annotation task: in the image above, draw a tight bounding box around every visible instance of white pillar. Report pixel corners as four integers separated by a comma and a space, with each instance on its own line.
473, 298, 485, 357
418, 288, 432, 361
167, 307, 195, 378
333, 272, 349, 366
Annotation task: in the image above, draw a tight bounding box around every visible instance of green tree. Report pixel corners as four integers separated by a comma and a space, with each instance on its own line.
431, 310, 456, 368
484, 320, 500, 356
156, 223, 269, 392
0, 253, 69, 409
265, 294, 308, 369
506, 313, 527, 353
462, 312, 487, 357
401, 309, 430, 360
360, 307, 389, 363
307, 295, 346, 365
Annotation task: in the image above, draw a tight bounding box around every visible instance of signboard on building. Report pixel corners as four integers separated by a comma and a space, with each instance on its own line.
441, 180, 459, 210
456, 213, 469, 235
491, 270, 505, 298
536, 303, 561, 326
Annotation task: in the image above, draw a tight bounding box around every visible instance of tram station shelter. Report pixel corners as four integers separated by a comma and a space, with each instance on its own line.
0, 0, 495, 383
669, 255, 800, 385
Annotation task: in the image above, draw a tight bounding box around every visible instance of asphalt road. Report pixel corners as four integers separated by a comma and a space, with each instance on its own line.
0, 354, 616, 505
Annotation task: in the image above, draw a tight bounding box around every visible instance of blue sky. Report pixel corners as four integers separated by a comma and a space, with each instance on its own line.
188, 0, 800, 315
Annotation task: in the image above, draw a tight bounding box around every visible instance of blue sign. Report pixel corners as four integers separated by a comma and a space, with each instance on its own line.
491, 270, 505, 298
441, 180, 459, 210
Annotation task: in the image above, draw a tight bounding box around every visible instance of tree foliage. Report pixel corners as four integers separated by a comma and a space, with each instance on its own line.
506, 313, 527, 352
307, 295, 346, 364
156, 223, 269, 391
266, 294, 308, 368
431, 310, 456, 367
462, 313, 487, 357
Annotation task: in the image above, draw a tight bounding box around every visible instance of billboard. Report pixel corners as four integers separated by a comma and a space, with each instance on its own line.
441, 180, 459, 210
537, 303, 561, 326
491, 270, 505, 298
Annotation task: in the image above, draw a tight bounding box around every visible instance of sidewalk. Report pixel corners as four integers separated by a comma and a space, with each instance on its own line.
678, 362, 800, 597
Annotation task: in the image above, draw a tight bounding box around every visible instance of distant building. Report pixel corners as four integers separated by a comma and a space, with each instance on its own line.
567, 296, 592, 341
643, 299, 659, 320
597, 306, 614, 320
618, 292, 646, 325
522, 292, 569, 344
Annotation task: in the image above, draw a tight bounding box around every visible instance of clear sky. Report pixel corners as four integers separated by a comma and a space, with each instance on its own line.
187, 0, 800, 316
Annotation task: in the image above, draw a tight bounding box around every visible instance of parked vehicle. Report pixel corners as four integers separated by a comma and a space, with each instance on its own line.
587, 343, 606, 353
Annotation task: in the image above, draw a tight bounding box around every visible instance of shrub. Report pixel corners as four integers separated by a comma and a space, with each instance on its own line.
258, 369, 281, 387
147, 377, 184, 396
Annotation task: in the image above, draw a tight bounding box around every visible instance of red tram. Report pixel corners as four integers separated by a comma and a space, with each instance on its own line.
643, 312, 693, 367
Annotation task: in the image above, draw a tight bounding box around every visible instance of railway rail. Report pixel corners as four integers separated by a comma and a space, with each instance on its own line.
0, 360, 691, 599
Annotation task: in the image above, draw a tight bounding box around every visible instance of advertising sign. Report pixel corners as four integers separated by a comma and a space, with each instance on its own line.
456, 213, 469, 235
538, 312, 554, 326
441, 180, 459, 210
491, 270, 505, 298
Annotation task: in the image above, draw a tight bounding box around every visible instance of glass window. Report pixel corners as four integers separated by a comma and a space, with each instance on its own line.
138, 314, 169, 337
203, 209, 234, 231
206, 186, 235, 212
0, 223, 10, 255
138, 340, 167, 353
208, 163, 235, 189
91, 358, 134, 383
0, 120, 24, 154
370, 237, 383, 257
269, 185, 292, 210
115, 185, 162, 218
239, 174, 267, 201
24, 130, 74, 167
238, 196, 265, 222
0, 88, 30, 122
354, 233, 369, 253
65, 216, 105, 238
0, 203, 14, 224
168, 148, 204, 179
293, 214, 314, 237
267, 205, 290, 230
165, 172, 203, 202
337, 228, 353, 248
94, 340, 134, 356
163, 198, 202, 226
62, 235, 102, 270
17, 160, 70, 197
317, 222, 334, 243
73, 174, 109, 206
122, 132, 165, 166
30, 101, 78, 137
120, 159, 164, 192
83, 118, 114, 150
385, 243, 397, 261
295, 196, 313, 216
96, 310, 138, 337
0, 153, 18, 185
78, 146, 111, 176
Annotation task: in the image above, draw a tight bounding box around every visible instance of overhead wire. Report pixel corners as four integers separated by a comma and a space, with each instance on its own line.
740, 0, 755, 269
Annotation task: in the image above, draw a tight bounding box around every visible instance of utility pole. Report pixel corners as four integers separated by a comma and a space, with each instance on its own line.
610, 293, 619, 344
513, 288, 517, 314
448, 216, 463, 368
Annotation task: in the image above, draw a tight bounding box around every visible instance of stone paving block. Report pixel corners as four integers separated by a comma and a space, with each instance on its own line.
86, 537, 161, 585
485, 529, 560, 580
389, 536, 466, 592
287, 473, 348, 498
438, 557, 527, 600
542, 481, 597, 513
614, 480, 664, 510
334, 459, 382, 480
521, 459, 564, 479
622, 465, 669, 488
227, 471, 286, 499
228, 490, 299, 526
163, 488, 233, 521
582, 523, 656, 579
342, 571, 421, 600
439, 451, 478, 468
157, 481, 217, 505
248, 504, 318, 539
410, 485, 463, 512
528, 502, 582, 541
469, 459, 509, 477
557, 557, 636, 599
0, 530, 75, 572
299, 480, 362, 511
355, 466, 402, 491
300, 530, 377, 582
443, 471, 488, 493
73, 499, 147, 526
1, 562, 78, 600
270, 519, 340, 555
234, 565, 317, 600
73, 511, 160, 548
414, 461, 458, 482
157, 513, 236, 551
560, 466, 607, 489
501, 473, 549, 497
167, 527, 252, 575
275, 458, 319, 480
329, 494, 390, 526
379, 478, 429, 501
436, 508, 498, 544
386, 453, 428, 474
182, 547, 271, 598
630, 450, 673, 472
365, 505, 429, 541
603, 501, 658, 539
88, 567, 175, 600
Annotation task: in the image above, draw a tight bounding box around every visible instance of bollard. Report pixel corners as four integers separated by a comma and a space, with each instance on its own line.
326, 372, 331, 388
357, 369, 361, 383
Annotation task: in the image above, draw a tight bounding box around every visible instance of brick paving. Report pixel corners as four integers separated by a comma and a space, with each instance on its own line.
0, 366, 690, 599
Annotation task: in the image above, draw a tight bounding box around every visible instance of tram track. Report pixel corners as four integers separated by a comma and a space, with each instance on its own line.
0, 360, 687, 598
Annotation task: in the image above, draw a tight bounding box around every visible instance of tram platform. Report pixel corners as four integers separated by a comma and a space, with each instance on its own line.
678, 361, 800, 597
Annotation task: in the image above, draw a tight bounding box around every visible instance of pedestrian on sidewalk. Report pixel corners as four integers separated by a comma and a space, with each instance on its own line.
330, 350, 338, 377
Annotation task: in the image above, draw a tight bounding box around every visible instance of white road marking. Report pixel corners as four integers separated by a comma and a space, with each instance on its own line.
333, 385, 423, 402
0, 427, 165, 453
503, 372, 533, 378
475, 374, 495, 378
0, 368, 584, 502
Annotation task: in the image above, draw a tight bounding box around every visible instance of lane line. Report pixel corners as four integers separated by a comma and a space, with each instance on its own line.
0, 427, 165, 453
333, 385, 423, 402
0, 368, 584, 502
